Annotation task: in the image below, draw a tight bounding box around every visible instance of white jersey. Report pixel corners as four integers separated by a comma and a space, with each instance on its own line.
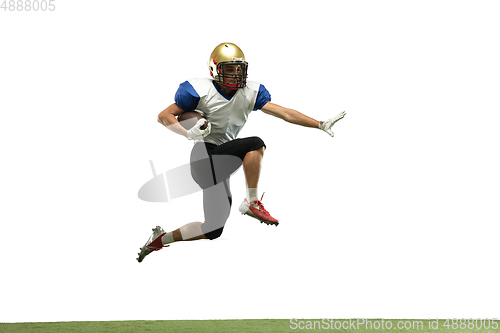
174, 78, 271, 146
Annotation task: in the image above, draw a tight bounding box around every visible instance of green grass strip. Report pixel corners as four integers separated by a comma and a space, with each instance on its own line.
1, 319, 498, 333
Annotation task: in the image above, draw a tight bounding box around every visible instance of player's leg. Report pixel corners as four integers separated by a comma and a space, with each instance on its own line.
136, 222, 207, 263
158, 181, 232, 244
172, 222, 207, 241
239, 146, 279, 225
209, 136, 265, 197
209, 136, 278, 225
242, 146, 264, 190
199, 179, 232, 239
189, 138, 277, 228
137, 146, 233, 262
137, 183, 232, 262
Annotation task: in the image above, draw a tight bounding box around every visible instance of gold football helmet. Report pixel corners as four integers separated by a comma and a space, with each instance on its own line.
208, 43, 248, 90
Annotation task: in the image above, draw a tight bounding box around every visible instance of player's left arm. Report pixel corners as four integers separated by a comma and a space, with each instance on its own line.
261, 102, 346, 137
261, 102, 319, 128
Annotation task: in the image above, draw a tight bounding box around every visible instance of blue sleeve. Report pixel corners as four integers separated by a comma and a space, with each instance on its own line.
253, 84, 271, 111
174, 81, 200, 112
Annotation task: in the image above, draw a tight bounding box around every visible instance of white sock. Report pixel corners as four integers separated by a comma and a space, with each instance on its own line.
161, 231, 175, 245
246, 188, 258, 202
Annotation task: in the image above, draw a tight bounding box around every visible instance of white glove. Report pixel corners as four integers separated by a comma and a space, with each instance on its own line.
186, 118, 211, 140
319, 111, 346, 137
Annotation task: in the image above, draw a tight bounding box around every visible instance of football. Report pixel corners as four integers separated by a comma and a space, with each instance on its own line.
177, 111, 208, 130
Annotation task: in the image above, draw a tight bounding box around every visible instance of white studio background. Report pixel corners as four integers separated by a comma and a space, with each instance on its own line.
1, 0, 499, 323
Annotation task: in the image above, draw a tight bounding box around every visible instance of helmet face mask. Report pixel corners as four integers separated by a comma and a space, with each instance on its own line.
209, 43, 248, 90
216, 61, 248, 90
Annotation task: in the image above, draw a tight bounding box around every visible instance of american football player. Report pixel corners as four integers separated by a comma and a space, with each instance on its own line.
137, 43, 345, 262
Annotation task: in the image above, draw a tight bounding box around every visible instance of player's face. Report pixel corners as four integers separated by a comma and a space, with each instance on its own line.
221, 64, 243, 84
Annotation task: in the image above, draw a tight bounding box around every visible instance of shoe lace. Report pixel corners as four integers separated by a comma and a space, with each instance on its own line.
254, 193, 270, 215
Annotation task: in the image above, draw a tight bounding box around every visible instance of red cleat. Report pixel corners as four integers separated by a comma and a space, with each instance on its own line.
239, 194, 279, 226
137, 226, 169, 263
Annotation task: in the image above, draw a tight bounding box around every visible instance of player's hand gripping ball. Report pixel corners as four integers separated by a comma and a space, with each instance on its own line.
178, 111, 211, 140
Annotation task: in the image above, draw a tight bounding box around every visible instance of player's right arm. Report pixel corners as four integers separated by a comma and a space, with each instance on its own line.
158, 103, 188, 138
159, 81, 204, 138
